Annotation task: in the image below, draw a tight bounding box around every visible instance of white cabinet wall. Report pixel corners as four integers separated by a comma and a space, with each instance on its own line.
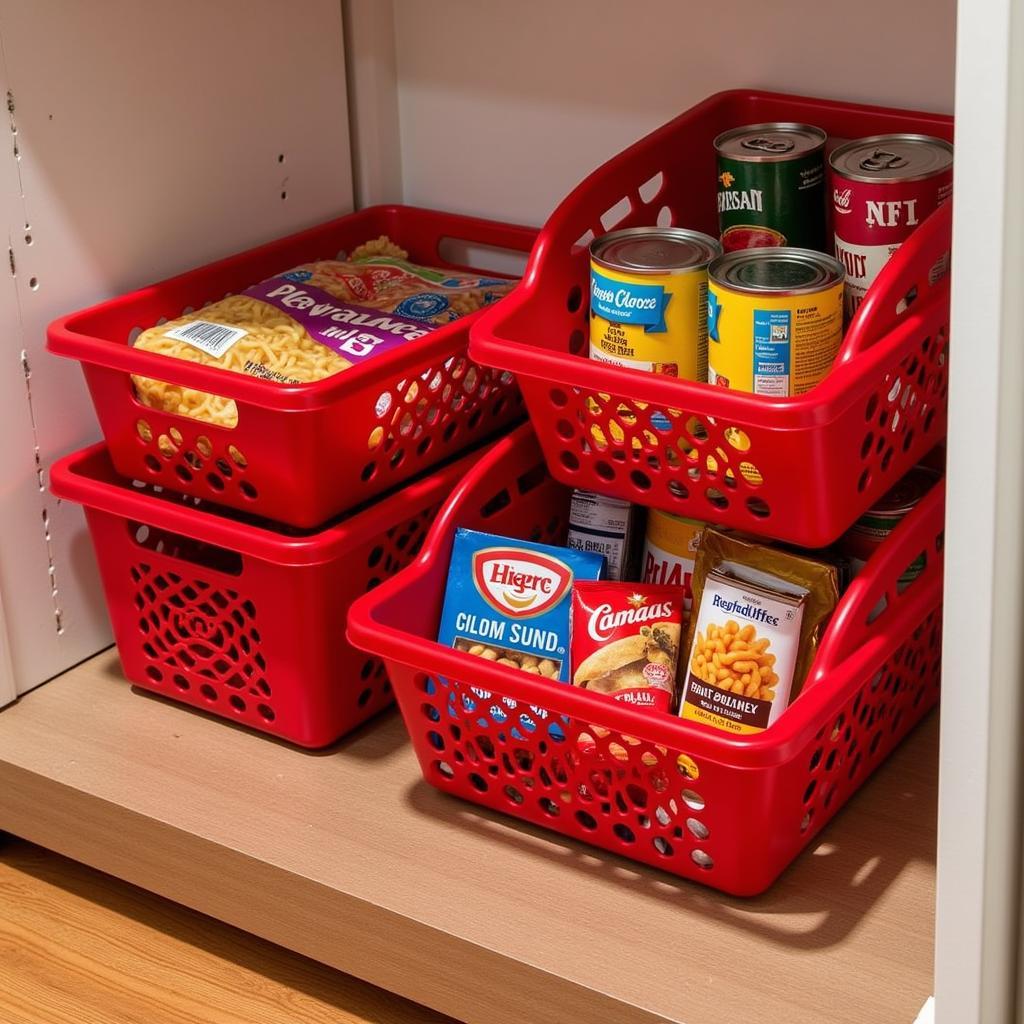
0, 0, 354, 698
382, 0, 956, 224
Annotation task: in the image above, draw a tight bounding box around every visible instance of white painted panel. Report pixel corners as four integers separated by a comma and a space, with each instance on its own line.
0, 590, 15, 707
343, 0, 403, 206
392, 0, 956, 225
936, 1, 1024, 1020
0, 0, 353, 697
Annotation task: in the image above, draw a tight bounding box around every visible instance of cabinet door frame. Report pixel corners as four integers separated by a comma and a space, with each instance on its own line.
936, 0, 1024, 1020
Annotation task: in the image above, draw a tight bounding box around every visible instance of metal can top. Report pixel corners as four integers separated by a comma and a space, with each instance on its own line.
858, 466, 940, 521
829, 134, 954, 183
709, 247, 844, 295
714, 122, 827, 163
591, 227, 721, 275
647, 507, 706, 529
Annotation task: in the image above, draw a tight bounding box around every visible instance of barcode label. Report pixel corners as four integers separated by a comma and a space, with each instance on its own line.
567, 531, 626, 580
163, 319, 248, 357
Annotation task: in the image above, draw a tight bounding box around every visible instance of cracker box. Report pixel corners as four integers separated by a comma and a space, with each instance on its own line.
438, 528, 605, 682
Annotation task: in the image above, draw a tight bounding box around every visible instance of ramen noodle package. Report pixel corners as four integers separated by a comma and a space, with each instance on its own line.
571, 582, 683, 714
679, 530, 839, 735
131, 236, 515, 426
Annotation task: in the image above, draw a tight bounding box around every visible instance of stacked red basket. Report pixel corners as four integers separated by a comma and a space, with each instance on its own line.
49, 206, 536, 744
348, 91, 951, 893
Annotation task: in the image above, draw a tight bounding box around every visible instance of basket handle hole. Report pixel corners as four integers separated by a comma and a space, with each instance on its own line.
638, 171, 665, 205
896, 551, 928, 594
516, 462, 549, 497
480, 488, 512, 519
600, 196, 632, 232
435, 237, 527, 278
895, 284, 918, 316
865, 593, 889, 626
127, 520, 243, 576
573, 228, 596, 252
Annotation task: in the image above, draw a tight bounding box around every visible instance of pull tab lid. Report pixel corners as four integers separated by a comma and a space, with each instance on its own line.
829, 134, 953, 183
741, 135, 796, 154
714, 123, 826, 163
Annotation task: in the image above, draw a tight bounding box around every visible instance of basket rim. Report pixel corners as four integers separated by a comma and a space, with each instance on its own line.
47, 204, 537, 413
51, 440, 485, 567
471, 281, 949, 432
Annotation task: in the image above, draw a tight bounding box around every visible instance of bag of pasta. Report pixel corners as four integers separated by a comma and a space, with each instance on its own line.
131, 236, 515, 427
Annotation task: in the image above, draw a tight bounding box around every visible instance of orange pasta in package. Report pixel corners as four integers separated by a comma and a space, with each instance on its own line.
131, 237, 515, 426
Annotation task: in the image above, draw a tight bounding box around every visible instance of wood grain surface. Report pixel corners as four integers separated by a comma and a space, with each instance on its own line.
0, 838, 453, 1024
0, 651, 938, 1024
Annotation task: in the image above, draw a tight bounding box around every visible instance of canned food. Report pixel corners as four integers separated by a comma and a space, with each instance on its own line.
707, 248, 844, 396
567, 489, 640, 582
830, 134, 953, 319
589, 227, 721, 382
842, 466, 939, 583
641, 509, 705, 618
715, 123, 827, 253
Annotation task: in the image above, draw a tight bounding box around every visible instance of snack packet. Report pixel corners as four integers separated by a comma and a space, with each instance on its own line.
571, 582, 683, 714
679, 530, 839, 734
132, 236, 515, 426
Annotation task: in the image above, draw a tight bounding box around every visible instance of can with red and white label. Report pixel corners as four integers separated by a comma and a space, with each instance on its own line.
830, 134, 953, 320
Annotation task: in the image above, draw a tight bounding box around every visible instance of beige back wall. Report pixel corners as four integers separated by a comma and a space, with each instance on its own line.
392, 0, 957, 224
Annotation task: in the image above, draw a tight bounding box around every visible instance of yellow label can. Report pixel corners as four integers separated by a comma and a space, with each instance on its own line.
590, 227, 721, 382
707, 248, 844, 396
641, 509, 706, 618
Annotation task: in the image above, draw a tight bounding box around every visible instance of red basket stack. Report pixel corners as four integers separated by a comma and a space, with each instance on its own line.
49, 205, 535, 743
348, 91, 951, 893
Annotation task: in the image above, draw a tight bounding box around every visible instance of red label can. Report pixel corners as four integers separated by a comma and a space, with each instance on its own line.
830, 134, 953, 320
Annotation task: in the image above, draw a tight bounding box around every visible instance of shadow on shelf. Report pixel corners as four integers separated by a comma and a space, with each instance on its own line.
401, 713, 939, 952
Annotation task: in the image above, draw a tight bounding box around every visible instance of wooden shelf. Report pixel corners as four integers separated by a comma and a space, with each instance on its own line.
0, 651, 936, 1024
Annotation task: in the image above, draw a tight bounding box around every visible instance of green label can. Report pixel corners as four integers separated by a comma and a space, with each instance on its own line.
715, 122, 827, 253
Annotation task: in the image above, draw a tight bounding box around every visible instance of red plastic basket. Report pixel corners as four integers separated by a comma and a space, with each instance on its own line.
48, 205, 534, 529
347, 426, 943, 895
470, 91, 953, 548
51, 441, 487, 748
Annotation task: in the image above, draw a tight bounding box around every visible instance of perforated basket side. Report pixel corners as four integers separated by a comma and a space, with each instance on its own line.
349, 425, 944, 893
54, 438, 479, 746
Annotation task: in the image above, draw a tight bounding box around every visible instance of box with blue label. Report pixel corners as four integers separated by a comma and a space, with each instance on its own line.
438, 528, 605, 682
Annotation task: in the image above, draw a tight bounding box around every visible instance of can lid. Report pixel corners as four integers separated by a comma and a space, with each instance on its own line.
829, 134, 954, 183
591, 227, 721, 274
647, 507, 706, 529
714, 123, 826, 162
709, 248, 844, 294
858, 466, 941, 519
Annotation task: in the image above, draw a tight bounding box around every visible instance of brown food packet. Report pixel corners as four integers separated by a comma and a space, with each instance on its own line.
678, 529, 840, 735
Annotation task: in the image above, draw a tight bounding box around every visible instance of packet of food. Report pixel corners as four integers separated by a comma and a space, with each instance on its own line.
437, 528, 605, 682
679, 530, 839, 735
572, 582, 684, 714
131, 236, 516, 426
